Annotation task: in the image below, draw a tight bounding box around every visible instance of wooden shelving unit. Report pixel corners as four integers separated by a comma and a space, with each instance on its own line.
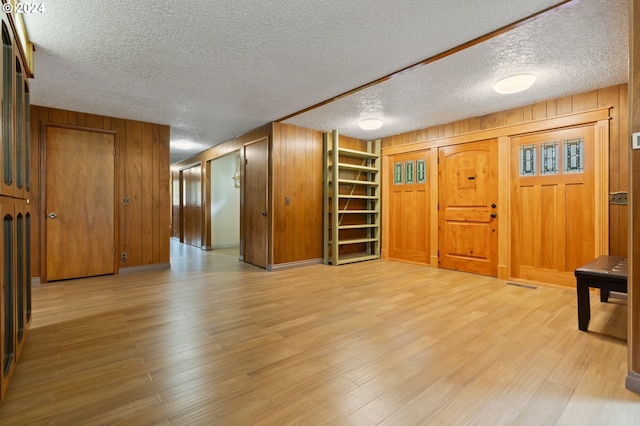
323, 130, 380, 265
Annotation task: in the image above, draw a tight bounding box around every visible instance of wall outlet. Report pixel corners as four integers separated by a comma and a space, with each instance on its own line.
633, 132, 640, 150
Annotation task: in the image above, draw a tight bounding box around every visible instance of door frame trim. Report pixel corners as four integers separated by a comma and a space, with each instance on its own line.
242, 136, 270, 269
39, 123, 118, 283
178, 161, 202, 247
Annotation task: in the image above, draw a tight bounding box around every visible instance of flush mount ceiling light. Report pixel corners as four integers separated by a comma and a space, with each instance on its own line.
359, 118, 383, 130
172, 140, 194, 150
493, 73, 536, 94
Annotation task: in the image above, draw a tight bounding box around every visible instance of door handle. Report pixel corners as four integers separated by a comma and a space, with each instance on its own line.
490, 213, 497, 218
261, 211, 267, 217
48, 212, 57, 219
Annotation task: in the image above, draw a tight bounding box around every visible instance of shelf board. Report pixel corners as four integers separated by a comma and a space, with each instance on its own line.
330, 237, 379, 245
336, 210, 378, 214
337, 224, 379, 230
335, 254, 380, 265
329, 147, 378, 160
337, 179, 378, 186
333, 162, 378, 173
337, 194, 378, 200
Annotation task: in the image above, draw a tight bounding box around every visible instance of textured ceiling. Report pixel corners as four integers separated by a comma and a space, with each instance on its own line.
285, 0, 629, 139
23, 0, 627, 163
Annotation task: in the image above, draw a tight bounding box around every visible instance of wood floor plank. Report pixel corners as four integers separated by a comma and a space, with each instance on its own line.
0, 241, 638, 424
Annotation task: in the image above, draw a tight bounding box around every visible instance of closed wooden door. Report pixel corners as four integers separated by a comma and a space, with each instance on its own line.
45, 127, 115, 281
244, 138, 268, 268
388, 151, 430, 263
438, 139, 498, 276
182, 165, 202, 248
510, 126, 595, 286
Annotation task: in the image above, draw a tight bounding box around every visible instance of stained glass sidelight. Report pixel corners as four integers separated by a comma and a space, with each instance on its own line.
416, 159, 426, 183
563, 138, 584, 173
540, 142, 559, 175
393, 162, 402, 184
405, 160, 414, 184
519, 144, 536, 176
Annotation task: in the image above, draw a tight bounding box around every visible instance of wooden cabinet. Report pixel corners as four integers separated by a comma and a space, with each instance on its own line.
0, 12, 32, 401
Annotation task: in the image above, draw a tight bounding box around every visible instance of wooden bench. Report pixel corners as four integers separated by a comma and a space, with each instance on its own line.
574, 255, 627, 331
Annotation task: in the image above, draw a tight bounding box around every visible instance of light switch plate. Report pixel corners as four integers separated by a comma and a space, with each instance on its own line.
634, 132, 640, 150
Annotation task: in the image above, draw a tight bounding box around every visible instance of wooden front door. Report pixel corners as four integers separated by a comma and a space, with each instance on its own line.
45, 126, 115, 281
438, 139, 498, 276
388, 150, 430, 263
510, 126, 596, 286
182, 164, 202, 248
243, 138, 268, 268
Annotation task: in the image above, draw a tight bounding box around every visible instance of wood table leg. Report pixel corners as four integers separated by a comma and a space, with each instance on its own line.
576, 278, 591, 331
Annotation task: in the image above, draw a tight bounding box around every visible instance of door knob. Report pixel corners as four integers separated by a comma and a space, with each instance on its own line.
48, 212, 57, 219
261, 211, 267, 217
490, 213, 497, 218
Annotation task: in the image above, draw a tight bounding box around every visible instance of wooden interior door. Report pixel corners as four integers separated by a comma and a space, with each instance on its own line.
45, 126, 115, 281
244, 138, 268, 268
510, 126, 596, 286
438, 139, 498, 276
388, 150, 430, 263
182, 165, 202, 248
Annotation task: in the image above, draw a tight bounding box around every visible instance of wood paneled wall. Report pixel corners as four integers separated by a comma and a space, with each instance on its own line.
30, 105, 171, 278
628, 0, 640, 389
272, 123, 323, 265
382, 84, 629, 256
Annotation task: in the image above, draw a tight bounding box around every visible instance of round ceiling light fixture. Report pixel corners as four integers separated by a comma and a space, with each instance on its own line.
359, 118, 383, 130
172, 139, 194, 150
493, 73, 536, 94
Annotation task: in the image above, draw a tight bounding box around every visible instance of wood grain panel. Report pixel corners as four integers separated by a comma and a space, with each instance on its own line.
617, 86, 629, 258
629, 0, 640, 376
30, 105, 170, 279
156, 124, 171, 263
124, 120, 143, 265
271, 123, 323, 265
86, 113, 104, 130
28, 106, 41, 278
141, 123, 154, 263
540, 185, 559, 270
532, 101, 547, 120
506, 107, 524, 125
572, 90, 598, 112
556, 96, 573, 115
564, 183, 593, 271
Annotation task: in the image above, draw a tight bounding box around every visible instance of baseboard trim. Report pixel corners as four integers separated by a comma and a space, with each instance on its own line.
626, 370, 640, 393
119, 262, 171, 274
268, 258, 322, 271
211, 243, 240, 250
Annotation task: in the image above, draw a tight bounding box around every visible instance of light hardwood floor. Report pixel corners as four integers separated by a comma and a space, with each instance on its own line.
1, 241, 639, 425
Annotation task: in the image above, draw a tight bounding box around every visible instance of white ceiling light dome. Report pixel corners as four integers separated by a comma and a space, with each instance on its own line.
359, 118, 384, 130
493, 73, 536, 94
171, 139, 194, 150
